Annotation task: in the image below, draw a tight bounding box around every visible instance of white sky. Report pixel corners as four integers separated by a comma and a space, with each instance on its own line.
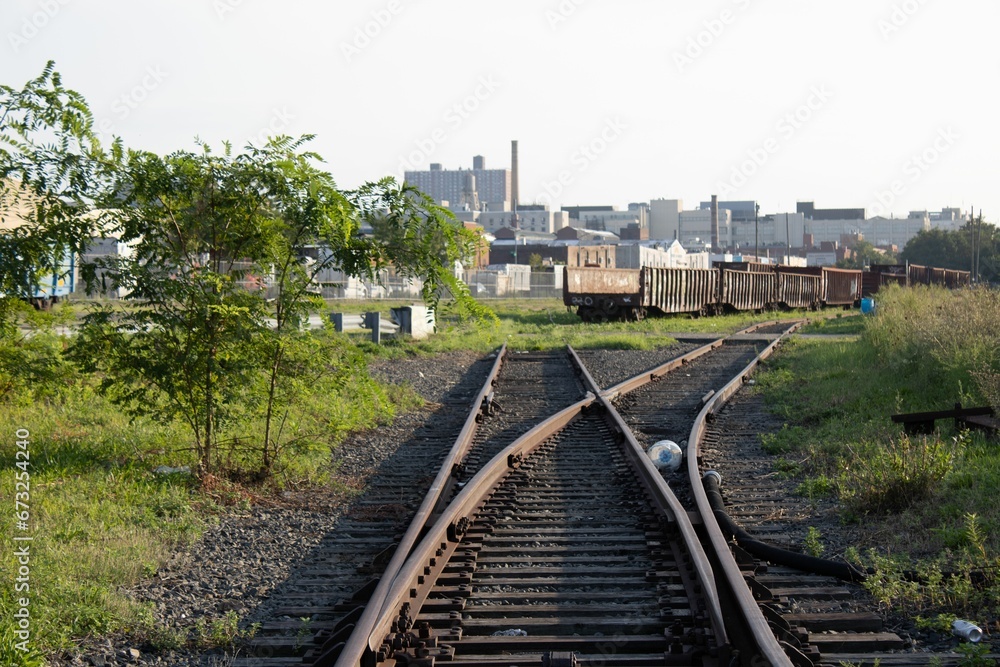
4, 0, 998, 220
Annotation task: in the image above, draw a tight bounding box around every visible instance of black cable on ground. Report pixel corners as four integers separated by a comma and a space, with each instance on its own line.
702, 470, 871, 583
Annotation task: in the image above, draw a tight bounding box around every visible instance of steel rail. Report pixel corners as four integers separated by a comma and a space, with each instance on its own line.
353, 394, 596, 664
329, 320, 799, 665
685, 319, 804, 667
602, 319, 793, 401
321, 344, 508, 666
567, 346, 730, 650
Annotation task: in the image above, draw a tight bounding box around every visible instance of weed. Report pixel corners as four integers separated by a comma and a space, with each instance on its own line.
0, 624, 47, 667
915, 614, 957, 633
840, 434, 957, 515
295, 616, 314, 650
796, 475, 836, 501
957, 642, 992, 667
773, 457, 801, 478
804, 527, 825, 558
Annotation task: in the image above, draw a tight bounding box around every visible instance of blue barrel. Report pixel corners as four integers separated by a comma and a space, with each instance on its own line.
860, 297, 875, 315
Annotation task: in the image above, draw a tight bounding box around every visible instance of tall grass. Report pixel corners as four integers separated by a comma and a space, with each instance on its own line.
756, 284, 1000, 582
863, 284, 1000, 406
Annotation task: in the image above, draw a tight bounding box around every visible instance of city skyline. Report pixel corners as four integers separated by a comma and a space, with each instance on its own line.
5, 1, 997, 221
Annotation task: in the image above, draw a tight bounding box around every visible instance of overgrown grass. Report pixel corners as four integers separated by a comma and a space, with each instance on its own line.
0, 329, 420, 662
755, 284, 1000, 619
797, 312, 866, 335
0, 389, 207, 657
352, 298, 811, 358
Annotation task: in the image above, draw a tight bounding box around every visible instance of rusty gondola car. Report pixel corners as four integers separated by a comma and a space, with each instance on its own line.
821, 266, 863, 306
643, 266, 719, 317
719, 268, 776, 312
564, 267, 644, 322
775, 267, 822, 309
563, 261, 965, 322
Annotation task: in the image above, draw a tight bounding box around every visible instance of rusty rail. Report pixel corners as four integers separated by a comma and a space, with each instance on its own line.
347, 395, 596, 665
328, 320, 803, 666
686, 319, 804, 667
320, 345, 507, 666
567, 346, 730, 649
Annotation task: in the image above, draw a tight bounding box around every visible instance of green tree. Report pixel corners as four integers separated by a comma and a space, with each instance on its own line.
836, 240, 899, 269
72, 136, 491, 476
1, 63, 101, 401
1, 62, 101, 317
901, 220, 998, 284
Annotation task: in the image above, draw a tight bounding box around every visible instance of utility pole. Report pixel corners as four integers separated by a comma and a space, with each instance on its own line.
976, 208, 983, 283
970, 206, 976, 280
755, 203, 760, 262
785, 212, 790, 266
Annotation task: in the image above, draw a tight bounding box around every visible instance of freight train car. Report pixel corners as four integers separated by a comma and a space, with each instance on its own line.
820, 267, 862, 306
906, 264, 971, 288
643, 267, 719, 317
563, 261, 962, 322
564, 267, 643, 322
719, 268, 775, 312
774, 267, 822, 310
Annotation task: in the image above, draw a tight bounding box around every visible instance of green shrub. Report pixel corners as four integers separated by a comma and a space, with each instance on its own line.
840, 434, 958, 515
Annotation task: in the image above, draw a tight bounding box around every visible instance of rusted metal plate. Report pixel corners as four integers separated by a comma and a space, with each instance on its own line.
564, 267, 641, 295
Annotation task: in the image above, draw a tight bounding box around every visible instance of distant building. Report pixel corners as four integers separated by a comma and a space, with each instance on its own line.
478, 205, 569, 234
797, 201, 865, 221
561, 205, 615, 220
734, 212, 805, 251
576, 207, 647, 235
405, 158, 512, 211
678, 208, 732, 249
699, 199, 758, 224
648, 199, 682, 240
804, 215, 928, 248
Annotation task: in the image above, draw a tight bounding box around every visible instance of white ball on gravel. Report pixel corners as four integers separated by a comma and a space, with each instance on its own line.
646, 440, 683, 471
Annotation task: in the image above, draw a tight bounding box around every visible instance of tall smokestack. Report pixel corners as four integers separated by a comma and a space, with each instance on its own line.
710, 194, 719, 252
511, 140, 519, 210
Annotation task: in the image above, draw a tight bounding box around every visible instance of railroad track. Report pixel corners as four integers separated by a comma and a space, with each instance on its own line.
244, 320, 991, 666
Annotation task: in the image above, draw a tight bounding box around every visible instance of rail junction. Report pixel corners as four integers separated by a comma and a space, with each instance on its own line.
240, 322, 987, 667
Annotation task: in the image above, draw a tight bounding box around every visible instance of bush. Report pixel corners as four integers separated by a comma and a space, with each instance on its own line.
840, 434, 959, 515
863, 285, 1000, 407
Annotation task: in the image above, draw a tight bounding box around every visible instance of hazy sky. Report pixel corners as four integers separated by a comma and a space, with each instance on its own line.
5, 1, 997, 220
